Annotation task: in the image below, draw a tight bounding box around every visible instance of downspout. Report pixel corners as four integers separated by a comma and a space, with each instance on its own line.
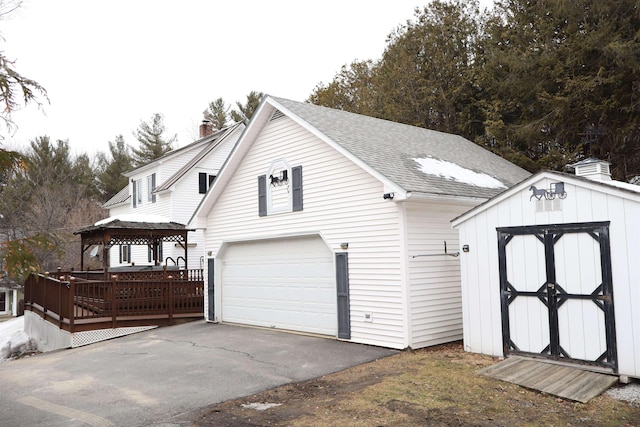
397, 200, 412, 348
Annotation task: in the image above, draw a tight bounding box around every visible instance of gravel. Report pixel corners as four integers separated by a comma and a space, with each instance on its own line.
605, 381, 640, 407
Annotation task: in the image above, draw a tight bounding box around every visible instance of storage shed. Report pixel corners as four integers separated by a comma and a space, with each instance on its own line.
190, 95, 529, 350
452, 159, 640, 378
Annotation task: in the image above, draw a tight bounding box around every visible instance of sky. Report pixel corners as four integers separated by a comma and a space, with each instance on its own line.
0, 0, 461, 157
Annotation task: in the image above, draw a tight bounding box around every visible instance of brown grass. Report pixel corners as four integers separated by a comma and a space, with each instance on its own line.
191, 342, 640, 427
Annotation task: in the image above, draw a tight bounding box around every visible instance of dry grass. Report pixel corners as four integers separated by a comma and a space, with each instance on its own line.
191, 342, 640, 426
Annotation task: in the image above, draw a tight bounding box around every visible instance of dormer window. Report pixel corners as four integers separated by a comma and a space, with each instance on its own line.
147, 173, 156, 203
258, 160, 303, 216
132, 179, 143, 208
199, 172, 216, 194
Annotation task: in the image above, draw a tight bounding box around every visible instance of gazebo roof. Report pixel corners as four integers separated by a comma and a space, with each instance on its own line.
74, 219, 193, 246
74, 216, 195, 272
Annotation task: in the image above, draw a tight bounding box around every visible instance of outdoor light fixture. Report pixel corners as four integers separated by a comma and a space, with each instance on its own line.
462, 245, 469, 253
383, 192, 394, 200
340, 242, 349, 250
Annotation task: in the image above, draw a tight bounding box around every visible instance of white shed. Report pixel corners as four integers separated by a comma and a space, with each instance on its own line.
190, 96, 529, 350
452, 159, 640, 378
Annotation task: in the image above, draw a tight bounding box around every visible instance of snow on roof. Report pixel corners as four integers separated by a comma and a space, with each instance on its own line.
602, 179, 640, 194
413, 157, 507, 189
95, 214, 171, 226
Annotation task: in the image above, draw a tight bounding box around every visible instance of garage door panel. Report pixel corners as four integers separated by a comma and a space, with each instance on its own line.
221, 236, 336, 336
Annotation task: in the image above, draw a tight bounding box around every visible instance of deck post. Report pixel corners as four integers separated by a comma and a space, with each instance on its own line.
111, 274, 118, 329
69, 277, 75, 333
168, 275, 174, 325
42, 272, 47, 319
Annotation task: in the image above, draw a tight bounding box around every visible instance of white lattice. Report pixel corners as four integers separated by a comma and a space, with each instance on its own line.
71, 326, 157, 347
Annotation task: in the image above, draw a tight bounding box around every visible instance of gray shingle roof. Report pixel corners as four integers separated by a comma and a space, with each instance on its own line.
155, 122, 243, 193
273, 97, 531, 199
102, 185, 130, 208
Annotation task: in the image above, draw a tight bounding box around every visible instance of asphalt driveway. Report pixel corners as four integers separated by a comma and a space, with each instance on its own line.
0, 321, 396, 426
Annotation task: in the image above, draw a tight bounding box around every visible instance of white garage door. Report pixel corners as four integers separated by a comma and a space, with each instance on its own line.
221, 236, 336, 336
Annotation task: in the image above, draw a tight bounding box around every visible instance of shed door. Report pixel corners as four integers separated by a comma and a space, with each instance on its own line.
497, 222, 617, 371
221, 236, 337, 336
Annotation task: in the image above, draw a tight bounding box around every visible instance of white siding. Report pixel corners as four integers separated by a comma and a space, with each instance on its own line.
455, 176, 640, 378
106, 133, 239, 269
204, 116, 406, 349
406, 201, 470, 348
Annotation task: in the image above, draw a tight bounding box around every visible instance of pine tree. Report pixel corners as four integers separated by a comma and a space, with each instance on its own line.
203, 98, 229, 130
230, 91, 264, 123
97, 135, 133, 200
131, 113, 176, 166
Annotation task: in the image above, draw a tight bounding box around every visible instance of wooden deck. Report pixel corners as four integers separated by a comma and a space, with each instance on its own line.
478, 356, 618, 403
24, 269, 204, 333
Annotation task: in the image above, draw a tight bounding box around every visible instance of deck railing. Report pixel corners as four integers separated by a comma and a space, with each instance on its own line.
25, 269, 204, 332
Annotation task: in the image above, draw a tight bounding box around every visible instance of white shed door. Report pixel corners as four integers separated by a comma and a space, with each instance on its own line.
221, 236, 336, 336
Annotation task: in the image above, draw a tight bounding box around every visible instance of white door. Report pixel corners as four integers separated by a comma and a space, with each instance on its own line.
221, 236, 336, 336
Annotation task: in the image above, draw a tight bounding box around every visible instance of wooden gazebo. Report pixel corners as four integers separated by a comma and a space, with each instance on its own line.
74, 218, 194, 273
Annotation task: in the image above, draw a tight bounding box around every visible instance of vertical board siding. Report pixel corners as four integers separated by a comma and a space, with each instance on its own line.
205, 116, 406, 349
456, 177, 640, 377
406, 201, 469, 348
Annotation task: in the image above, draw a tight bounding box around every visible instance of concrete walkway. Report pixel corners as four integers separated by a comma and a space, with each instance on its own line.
0, 321, 396, 426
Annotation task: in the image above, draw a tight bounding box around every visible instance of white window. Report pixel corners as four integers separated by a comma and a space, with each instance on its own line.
147, 173, 156, 203
267, 160, 291, 214
120, 245, 131, 263
133, 179, 143, 208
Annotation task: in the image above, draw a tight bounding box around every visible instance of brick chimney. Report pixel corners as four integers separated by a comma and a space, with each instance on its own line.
199, 120, 214, 138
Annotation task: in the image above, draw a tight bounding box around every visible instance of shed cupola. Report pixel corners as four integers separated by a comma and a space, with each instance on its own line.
568, 158, 612, 182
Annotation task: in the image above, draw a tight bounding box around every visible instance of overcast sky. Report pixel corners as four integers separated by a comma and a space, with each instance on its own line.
2, 0, 490, 157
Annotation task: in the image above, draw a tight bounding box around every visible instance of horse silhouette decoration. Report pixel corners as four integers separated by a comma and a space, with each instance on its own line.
529, 182, 567, 201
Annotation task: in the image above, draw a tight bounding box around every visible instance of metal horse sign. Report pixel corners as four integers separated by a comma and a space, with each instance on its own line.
529, 182, 567, 201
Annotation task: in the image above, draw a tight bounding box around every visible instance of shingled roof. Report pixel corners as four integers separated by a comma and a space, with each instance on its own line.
272, 97, 530, 199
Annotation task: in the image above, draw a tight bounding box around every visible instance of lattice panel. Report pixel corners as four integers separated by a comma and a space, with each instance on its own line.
71, 326, 157, 348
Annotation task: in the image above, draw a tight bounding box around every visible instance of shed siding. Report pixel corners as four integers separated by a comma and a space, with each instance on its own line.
204, 116, 406, 349
406, 201, 468, 348
456, 176, 640, 377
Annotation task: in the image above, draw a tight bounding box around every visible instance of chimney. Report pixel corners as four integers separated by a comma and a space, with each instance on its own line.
199, 120, 214, 138
568, 158, 612, 182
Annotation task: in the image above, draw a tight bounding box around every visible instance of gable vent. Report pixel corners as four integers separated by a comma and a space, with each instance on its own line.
270, 110, 285, 122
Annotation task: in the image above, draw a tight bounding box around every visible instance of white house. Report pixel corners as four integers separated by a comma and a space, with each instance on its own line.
102, 122, 244, 270
189, 96, 530, 350
0, 280, 19, 317
452, 158, 640, 378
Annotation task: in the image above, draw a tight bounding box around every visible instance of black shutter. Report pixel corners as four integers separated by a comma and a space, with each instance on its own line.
119, 245, 123, 263
132, 181, 137, 208
199, 172, 207, 194
151, 173, 156, 203
336, 252, 350, 339
292, 166, 303, 212
207, 258, 215, 321
128, 245, 131, 263
258, 175, 267, 216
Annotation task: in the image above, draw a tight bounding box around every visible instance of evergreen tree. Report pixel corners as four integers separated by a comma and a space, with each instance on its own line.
480, 0, 640, 178
96, 135, 133, 200
230, 91, 264, 123
203, 98, 229, 130
132, 113, 176, 166
0, 137, 104, 274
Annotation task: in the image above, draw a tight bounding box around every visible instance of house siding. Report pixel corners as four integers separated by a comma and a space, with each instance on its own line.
204, 116, 407, 349
406, 201, 468, 348
455, 176, 640, 378
106, 132, 240, 269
